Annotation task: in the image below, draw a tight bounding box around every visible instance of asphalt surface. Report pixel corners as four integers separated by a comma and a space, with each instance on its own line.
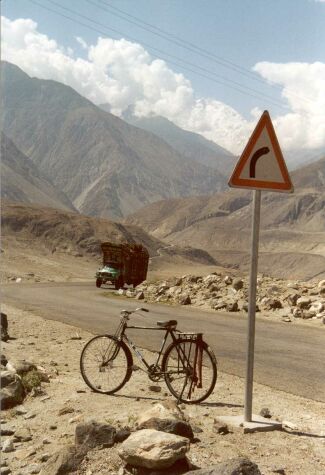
2, 282, 325, 402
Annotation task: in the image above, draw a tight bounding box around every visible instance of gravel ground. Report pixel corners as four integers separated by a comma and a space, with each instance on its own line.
1, 303, 325, 475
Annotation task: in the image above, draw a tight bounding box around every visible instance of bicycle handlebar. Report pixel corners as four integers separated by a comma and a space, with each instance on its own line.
120, 307, 149, 317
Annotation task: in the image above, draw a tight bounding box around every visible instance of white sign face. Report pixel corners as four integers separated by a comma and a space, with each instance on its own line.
229, 111, 293, 193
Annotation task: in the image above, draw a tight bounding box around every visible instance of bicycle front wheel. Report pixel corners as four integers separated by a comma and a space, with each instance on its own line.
80, 335, 133, 394
162, 338, 217, 403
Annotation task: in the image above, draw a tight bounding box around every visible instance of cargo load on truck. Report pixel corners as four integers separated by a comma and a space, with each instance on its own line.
95, 242, 149, 289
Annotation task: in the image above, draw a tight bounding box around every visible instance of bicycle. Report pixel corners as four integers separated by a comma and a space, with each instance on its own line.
80, 307, 217, 404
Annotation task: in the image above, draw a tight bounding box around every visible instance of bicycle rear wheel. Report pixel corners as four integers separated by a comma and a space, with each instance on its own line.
80, 335, 133, 394
162, 338, 217, 403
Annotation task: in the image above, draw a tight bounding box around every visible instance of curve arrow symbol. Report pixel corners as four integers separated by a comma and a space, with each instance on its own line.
249, 147, 270, 178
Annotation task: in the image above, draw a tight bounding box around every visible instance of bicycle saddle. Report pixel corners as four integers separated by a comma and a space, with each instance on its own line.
157, 320, 177, 328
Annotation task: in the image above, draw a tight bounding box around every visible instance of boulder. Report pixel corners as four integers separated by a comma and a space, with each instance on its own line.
1, 312, 9, 342
138, 418, 194, 440
118, 429, 189, 469
178, 294, 191, 305
137, 402, 184, 426
296, 297, 311, 309
318, 280, 325, 290
309, 302, 324, 316
13, 427, 32, 442
7, 360, 37, 376
232, 278, 244, 291
136, 292, 145, 300
75, 420, 116, 449
39, 445, 85, 475
286, 293, 300, 306
1, 354, 8, 368
226, 301, 238, 312
0, 371, 25, 409
186, 457, 261, 474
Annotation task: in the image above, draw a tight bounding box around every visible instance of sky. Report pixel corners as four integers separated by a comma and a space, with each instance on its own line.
1, 0, 325, 156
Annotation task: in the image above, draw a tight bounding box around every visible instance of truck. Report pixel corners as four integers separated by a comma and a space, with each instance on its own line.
95, 242, 149, 289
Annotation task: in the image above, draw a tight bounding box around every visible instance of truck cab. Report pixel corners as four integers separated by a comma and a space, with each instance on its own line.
96, 242, 149, 290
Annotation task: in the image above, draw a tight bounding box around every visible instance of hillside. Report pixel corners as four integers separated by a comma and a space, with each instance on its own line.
1, 201, 218, 283
120, 113, 236, 176
1, 62, 226, 219
125, 157, 325, 280
1, 132, 76, 212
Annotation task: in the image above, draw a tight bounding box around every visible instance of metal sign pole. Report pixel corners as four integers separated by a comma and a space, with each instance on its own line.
244, 189, 261, 422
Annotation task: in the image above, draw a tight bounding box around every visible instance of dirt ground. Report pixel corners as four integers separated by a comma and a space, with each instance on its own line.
1, 303, 325, 475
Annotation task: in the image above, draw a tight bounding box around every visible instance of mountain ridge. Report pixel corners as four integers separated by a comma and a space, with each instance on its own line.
1, 61, 227, 219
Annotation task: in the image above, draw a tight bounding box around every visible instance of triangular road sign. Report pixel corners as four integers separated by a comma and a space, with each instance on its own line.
229, 111, 293, 193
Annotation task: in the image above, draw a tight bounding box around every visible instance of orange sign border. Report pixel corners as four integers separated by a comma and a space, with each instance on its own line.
228, 111, 294, 193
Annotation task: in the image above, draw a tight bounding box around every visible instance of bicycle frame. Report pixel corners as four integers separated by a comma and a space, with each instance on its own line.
117, 318, 203, 390
121, 323, 180, 372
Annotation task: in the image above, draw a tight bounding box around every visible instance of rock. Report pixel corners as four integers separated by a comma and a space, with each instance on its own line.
186, 457, 261, 474
136, 292, 145, 300
39, 445, 85, 475
1, 313, 9, 342
1, 354, 8, 368
259, 407, 272, 419
13, 427, 32, 442
232, 278, 244, 291
296, 297, 311, 309
15, 405, 28, 415
178, 294, 191, 305
224, 276, 233, 285
118, 429, 189, 469
262, 298, 282, 310
138, 418, 194, 440
226, 301, 238, 312
115, 428, 131, 443
309, 302, 324, 315
137, 402, 184, 426
318, 279, 325, 290
0, 372, 25, 409
58, 407, 74, 416
292, 308, 302, 318
1, 467, 11, 475
213, 420, 229, 435
25, 464, 41, 474
2, 439, 14, 453
286, 293, 300, 306
148, 385, 161, 393
214, 301, 227, 310
1, 428, 15, 436
75, 420, 116, 449
15, 278, 22, 283
24, 412, 36, 420
8, 360, 37, 376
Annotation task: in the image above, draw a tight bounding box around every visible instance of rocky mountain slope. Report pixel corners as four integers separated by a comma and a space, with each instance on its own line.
1, 133, 76, 212
121, 113, 236, 176
125, 157, 325, 280
1, 61, 226, 219
1, 201, 217, 284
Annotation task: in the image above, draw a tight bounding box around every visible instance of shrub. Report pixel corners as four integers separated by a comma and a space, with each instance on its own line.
21, 370, 42, 392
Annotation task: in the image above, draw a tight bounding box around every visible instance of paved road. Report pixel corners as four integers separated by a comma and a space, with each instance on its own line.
2, 282, 325, 402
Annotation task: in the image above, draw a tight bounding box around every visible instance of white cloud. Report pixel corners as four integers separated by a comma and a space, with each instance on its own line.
1, 15, 324, 157
253, 62, 325, 151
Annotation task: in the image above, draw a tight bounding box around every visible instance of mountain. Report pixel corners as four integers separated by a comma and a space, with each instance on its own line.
1, 132, 76, 211
291, 155, 325, 190
119, 112, 236, 176
125, 157, 325, 280
1, 61, 226, 219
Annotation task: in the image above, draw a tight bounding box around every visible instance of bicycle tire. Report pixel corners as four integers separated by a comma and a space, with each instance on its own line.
162, 338, 217, 404
80, 335, 133, 394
